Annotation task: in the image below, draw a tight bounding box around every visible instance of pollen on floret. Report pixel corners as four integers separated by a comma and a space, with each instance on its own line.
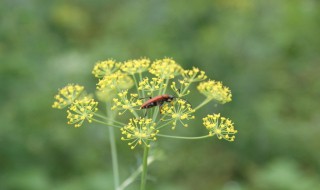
197, 80, 232, 104
120, 118, 159, 149
203, 114, 237, 141
138, 77, 166, 95
121, 58, 150, 75
52, 84, 84, 109
92, 59, 120, 78
97, 71, 134, 91
112, 90, 143, 115
170, 80, 191, 97
161, 100, 195, 129
149, 58, 183, 79
182, 67, 207, 83
66, 97, 98, 127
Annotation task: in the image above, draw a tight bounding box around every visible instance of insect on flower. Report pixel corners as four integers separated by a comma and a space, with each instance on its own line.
140, 94, 191, 115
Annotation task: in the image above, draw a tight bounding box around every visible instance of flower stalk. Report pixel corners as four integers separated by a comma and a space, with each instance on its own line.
140, 144, 150, 190
107, 103, 120, 190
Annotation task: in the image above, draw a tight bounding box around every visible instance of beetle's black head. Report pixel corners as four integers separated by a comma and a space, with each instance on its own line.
167, 95, 175, 102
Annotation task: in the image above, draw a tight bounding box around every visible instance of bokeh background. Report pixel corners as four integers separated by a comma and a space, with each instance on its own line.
1, 0, 320, 189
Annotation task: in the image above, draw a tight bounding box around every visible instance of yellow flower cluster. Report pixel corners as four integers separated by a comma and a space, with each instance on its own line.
170, 81, 190, 97
67, 97, 98, 127
52, 84, 84, 109
53, 57, 237, 148
170, 67, 207, 97
202, 113, 237, 141
111, 90, 143, 115
121, 58, 150, 75
138, 77, 167, 96
120, 118, 159, 149
92, 59, 120, 78
149, 58, 183, 79
161, 99, 195, 129
197, 80, 232, 104
182, 67, 207, 83
97, 71, 134, 91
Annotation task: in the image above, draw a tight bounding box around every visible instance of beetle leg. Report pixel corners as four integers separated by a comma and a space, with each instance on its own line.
139, 97, 152, 100
158, 101, 164, 114
144, 109, 148, 117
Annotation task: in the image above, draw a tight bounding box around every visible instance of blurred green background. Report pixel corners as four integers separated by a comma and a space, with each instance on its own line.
1, 0, 320, 189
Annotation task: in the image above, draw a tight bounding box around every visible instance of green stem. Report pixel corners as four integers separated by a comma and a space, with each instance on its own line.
131, 109, 140, 119
118, 156, 155, 190
150, 106, 157, 121
109, 127, 120, 190
161, 78, 170, 95
156, 120, 173, 130
91, 118, 122, 128
157, 134, 211, 140
140, 145, 150, 190
180, 81, 191, 96
106, 104, 120, 190
94, 113, 126, 126
193, 98, 212, 111
139, 72, 145, 98
132, 74, 141, 97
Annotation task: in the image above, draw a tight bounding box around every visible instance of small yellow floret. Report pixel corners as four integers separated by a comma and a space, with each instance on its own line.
66, 97, 98, 127
120, 118, 159, 149
92, 59, 120, 78
197, 80, 232, 104
149, 58, 183, 79
203, 114, 237, 141
52, 84, 84, 109
121, 58, 150, 74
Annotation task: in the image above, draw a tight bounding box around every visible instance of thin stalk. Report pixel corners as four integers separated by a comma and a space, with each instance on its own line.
180, 81, 191, 96
193, 98, 212, 111
157, 134, 211, 140
109, 127, 120, 190
106, 104, 120, 190
152, 106, 159, 122
139, 72, 145, 98
91, 118, 122, 128
118, 156, 155, 190
131, 109, 140, 119
156, 120, 173, 130
161, 78, 170, 95
132, 74, 141, 97
140, 145, 150, 190
95, 113, 126, 126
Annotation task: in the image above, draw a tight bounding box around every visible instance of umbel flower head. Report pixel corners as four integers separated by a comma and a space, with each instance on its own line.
203, 113, 237, 141
138, 77, 167, 96
92, 59, 120, 78
182, 67, 207, 83
161, 99, 195, 129
67, 97, 98, 127
121, 58, 150, 75
149, 58, 183, 79
111, 90, 143, 115
97, 71, 134, 91
197, 80, 232, 104
53, 57, 237, 149
120, 118, 159, 149
52, 84, 84, 109
171, 67, 207, 97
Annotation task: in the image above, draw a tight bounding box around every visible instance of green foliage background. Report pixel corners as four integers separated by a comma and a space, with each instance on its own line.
1, 0, 320, 189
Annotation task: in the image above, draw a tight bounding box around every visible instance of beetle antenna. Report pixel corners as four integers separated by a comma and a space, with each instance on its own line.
175, 97, 192, 108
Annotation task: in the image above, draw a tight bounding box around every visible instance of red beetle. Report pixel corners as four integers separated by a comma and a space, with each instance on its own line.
140, 94, 190, 116
141, 94, 175, 110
